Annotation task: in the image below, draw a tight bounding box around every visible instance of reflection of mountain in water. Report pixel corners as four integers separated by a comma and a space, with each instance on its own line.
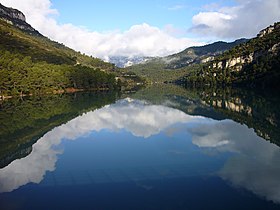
0, 99, 205, 193
130, 84, 280, 146
195, 87, 280, 146
1, 84, 279, 169
0, 97, 280, 205
0, 92, 118, 168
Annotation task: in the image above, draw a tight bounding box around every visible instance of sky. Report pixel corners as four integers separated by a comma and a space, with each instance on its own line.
1, 98, 280, 203
0, 0, 279, 60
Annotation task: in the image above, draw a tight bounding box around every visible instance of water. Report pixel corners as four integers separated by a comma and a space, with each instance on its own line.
0, 86, 280, 210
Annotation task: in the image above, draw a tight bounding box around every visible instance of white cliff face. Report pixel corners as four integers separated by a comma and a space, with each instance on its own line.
217, 61, 223, 69
201, 56, 214, 63
211, 52, 255, 72
206, 23, 280, 75
258, 25, 276, 38
269, 42, 280, 55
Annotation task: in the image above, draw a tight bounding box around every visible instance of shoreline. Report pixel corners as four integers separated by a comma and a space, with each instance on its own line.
0, 87, 113, 101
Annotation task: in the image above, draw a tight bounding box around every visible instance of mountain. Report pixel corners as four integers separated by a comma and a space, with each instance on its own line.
0, 3, 40, 35
130, 39, 248, 69
160, 39, 248, 69
126, 39, 248, 83
109, 56, 152, 68
0, 3, 124, 97
184, 22, 280, 89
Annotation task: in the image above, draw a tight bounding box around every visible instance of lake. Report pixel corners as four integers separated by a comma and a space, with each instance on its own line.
0, 85, 280, 210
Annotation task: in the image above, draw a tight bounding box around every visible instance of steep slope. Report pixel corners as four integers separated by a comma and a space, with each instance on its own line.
0, 3, 115, 69
126, 39, 247, 83
0, 3, 39, 35
163, 39, 248, 69
184, 22, 280, 88
0, 3, 120, 96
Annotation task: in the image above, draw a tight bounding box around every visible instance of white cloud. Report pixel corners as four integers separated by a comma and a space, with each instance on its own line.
0, 98, 204, 192
0, 0, 201, 59
1, 98, 280, 204
190, 0, 280, 39
190, 121, 280, 203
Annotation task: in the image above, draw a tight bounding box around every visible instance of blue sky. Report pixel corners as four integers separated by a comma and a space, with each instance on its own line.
0, 0, 279, 59
51, 0, 236, 33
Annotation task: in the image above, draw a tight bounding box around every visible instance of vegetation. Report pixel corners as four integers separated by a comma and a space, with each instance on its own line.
164, 38, 248, 69
126, 60, 201, 83
129, 84, 280, 147
126, 39, 248, 84
0, 19, 119, 96
184, 22, 280, 88
185, 86, 280, 146
0, 92, 118, 168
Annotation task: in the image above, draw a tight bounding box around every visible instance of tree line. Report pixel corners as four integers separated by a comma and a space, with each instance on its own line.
0, 50, 118, 96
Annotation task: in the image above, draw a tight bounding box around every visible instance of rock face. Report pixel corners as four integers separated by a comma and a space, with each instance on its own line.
0, 3, 40, 35
208, 22, 280, 74
257, 23, 280, 38
163, 39, 248, 69
0, 4, 25, 21
210, 52, 255, 72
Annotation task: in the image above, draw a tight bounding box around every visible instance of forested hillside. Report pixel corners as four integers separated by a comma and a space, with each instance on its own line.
184, 22, 280, 88
126, 39, 247, 83
0, 4, 119, 97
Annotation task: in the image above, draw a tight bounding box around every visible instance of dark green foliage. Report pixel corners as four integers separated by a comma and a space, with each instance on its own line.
127, 39, 247, 83
0, 92, 118, 168
130, 84, 280, 147
190, 39, 248, 56
165, 39, 248, 69
0, 51, 118, 96
183, 86, 280, 146
0, 19, 118, 96
184, 22, 280, 89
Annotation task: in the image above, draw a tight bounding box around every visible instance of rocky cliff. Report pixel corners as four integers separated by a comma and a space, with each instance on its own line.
0, 3, 40, 35
184, 22, 280, 88
159, 39, 248, 69
208, 22, 280, 73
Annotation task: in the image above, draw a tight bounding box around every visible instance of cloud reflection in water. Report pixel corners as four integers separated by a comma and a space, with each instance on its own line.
0, 98, 280, 204
0, 98, 204, 192
189, 121, 280, 203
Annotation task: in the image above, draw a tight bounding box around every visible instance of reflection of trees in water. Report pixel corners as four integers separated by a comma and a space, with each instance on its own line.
0, 92, 117, 168
131, 84, 280, 146
1, 84, 279, 168
192, 87, 280, 146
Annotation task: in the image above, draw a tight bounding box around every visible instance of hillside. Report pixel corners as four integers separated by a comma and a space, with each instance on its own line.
127, 39, 247, 83
184, 22, 280, 88
0, 3, 121, 97
162, 38, 248, 69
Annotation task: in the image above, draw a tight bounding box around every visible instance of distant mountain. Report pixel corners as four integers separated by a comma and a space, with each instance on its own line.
109, 56, 152, 68
162, 39, 248, 69
126, 39, 248, 83
129, 39, 248, 70
184, 22, 280, 88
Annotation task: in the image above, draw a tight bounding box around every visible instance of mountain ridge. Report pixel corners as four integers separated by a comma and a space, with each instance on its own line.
183, 22, 280, 88
0, 3, 123, 97
163, 38, 248, 69
0, 3, 40, 35
126, 39, 248, 83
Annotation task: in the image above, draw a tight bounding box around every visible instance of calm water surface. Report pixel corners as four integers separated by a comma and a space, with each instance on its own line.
0, 86, 279, 210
